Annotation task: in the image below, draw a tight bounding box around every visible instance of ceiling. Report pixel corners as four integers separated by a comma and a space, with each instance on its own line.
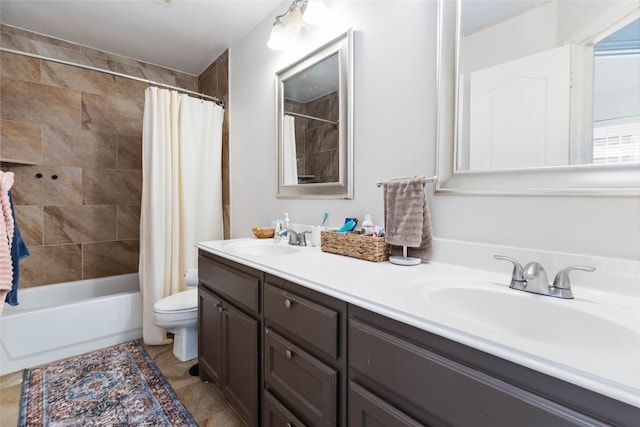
0, 0, 284, 76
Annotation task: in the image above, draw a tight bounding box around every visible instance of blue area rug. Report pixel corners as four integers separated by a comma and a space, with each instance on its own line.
19, 340, 197, 426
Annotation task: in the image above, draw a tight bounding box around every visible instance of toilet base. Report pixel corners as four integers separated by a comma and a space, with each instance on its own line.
171, 326, 198, 361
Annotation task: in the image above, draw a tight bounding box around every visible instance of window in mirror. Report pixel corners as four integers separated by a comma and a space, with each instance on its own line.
592, 18, 640, 165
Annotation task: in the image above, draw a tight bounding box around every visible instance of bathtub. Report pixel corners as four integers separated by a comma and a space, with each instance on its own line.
0, 273, 142, 375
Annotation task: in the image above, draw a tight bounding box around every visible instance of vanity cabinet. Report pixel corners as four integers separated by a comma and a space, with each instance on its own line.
263, 275, 348, 427
349, 305, 638, 427
197, 247, 639, 427
198, 252, 262, 427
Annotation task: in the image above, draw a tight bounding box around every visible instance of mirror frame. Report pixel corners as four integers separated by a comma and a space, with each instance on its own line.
435, 0, 640, 196
275, 30, 354, 199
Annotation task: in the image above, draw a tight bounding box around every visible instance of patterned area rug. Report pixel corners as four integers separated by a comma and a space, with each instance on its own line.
19, 340, 197, 426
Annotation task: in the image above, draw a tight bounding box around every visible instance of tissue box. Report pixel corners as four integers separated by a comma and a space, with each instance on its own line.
320, 230, 389, 262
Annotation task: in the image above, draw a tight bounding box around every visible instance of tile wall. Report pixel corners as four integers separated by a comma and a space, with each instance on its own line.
198, 51, 230, 239
285, 92, 339, 183
0, 25, 214, 288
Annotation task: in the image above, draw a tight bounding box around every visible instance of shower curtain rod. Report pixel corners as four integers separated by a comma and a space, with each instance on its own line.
0, 47, 225, 107
284, 111, 338, 126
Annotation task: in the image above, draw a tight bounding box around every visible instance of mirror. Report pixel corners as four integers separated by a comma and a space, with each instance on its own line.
276, 30, 353, 198
436, 0, 640, 195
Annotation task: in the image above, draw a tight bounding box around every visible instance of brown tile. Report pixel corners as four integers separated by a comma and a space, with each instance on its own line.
197, 407, 244, 427
82, 239, 139, 279
13, 205, 43, 247
198, 67, 218, 97
174, 381, 235, 425
81, 92, 143, 137
41, 60, 118, 95
117, 134, 142, 170
44, 205, 117, 244
113, 75, 148, 102
42, 125, 117, 168
83, 169, 141, 205
0, 51, 40, 82
117, 205, 140, 240
19, 244, 82, 287
9, 165, 82, 206
0, 119, 43, 164
1, 77, 81, 129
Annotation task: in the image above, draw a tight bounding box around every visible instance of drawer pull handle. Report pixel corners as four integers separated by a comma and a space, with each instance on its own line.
284, 299, 293, 309
285, 350, 294, 359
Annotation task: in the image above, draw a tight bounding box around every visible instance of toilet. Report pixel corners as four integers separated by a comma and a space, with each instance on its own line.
152, 288, 198, 361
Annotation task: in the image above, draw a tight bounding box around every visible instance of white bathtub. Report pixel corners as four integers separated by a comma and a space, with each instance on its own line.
0, 273, 142, 375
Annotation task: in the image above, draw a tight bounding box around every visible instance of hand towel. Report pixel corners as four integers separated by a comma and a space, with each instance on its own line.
383, 176, 433, 259
0, 171, 15, 314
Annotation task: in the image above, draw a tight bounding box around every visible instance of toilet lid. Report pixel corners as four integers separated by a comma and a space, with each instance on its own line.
153, 288, 198, 312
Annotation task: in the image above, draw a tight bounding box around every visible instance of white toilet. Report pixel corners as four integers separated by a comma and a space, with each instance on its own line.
152, 288, 198, 361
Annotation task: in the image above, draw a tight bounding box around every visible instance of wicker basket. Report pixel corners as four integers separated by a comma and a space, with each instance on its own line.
320, 230, 390, 262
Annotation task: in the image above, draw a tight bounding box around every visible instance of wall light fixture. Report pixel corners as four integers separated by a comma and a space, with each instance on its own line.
267, 0, 328, 50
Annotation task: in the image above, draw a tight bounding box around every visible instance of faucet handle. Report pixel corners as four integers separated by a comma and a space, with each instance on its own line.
494, 255, 524, 281
552, 265, 596, 290
299, 231, 311, 246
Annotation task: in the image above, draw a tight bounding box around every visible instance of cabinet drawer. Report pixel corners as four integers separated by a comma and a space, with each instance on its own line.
348, 381, 423, 427
349, 318, 604, 427
199, 254, 260, 314
264, 283, 338, 359
265, 330, 337, 426
264, 390, 307, 427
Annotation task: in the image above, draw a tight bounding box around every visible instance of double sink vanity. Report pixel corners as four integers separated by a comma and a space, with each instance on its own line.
195, 238, 639, 426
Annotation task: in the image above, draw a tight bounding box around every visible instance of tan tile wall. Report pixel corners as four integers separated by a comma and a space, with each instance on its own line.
284, 92, 339, 183
0, 25, 201, 287
198, 51, 230, 239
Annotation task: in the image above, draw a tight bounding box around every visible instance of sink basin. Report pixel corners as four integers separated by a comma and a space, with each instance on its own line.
412, 279, 640, 354
228, 241, 301, 256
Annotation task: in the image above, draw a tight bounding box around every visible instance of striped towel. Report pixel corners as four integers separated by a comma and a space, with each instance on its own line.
0, 171, 15, 313
383, 176, 433, 260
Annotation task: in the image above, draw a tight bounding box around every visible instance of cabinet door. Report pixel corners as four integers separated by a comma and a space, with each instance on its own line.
264, 330, 337, 426
198, 285, 222, 384
222, 303, 260, 427
348, 381, 423, 427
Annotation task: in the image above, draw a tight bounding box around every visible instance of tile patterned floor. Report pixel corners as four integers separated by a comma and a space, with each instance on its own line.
0, 343, 242, 427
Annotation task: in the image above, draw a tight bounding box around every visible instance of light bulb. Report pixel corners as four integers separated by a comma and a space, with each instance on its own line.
285, 8, 303, 35
267, 20, 289, 50
303, 0, 328, 25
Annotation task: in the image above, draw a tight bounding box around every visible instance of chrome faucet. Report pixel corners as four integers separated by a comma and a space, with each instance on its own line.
494, 255, 595, 299
277, 228, 310, 246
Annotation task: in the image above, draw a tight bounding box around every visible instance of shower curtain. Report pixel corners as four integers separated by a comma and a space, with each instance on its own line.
283, 115, 298, 185
139, 87, 224, 345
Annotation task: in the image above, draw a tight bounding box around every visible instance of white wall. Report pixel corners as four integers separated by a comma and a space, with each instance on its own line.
229, 0, 639, 260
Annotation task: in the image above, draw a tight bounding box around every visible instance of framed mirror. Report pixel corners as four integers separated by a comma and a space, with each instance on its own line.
435, 0, 640, 195
276, 30, 354, 198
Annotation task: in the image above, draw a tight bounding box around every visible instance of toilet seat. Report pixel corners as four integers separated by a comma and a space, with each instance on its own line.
153, 288, 197, 314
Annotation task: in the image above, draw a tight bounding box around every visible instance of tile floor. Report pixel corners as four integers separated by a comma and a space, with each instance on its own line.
0, 343, 243, 427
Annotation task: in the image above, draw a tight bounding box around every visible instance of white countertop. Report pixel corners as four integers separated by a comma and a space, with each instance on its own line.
196, 238, 640, 408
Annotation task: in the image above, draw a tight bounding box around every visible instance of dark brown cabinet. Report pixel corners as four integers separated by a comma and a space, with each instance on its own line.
197, 250, 639, 427
198, 252, 262, 427
263, 275, 347, 427
349, 305, 640, 427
